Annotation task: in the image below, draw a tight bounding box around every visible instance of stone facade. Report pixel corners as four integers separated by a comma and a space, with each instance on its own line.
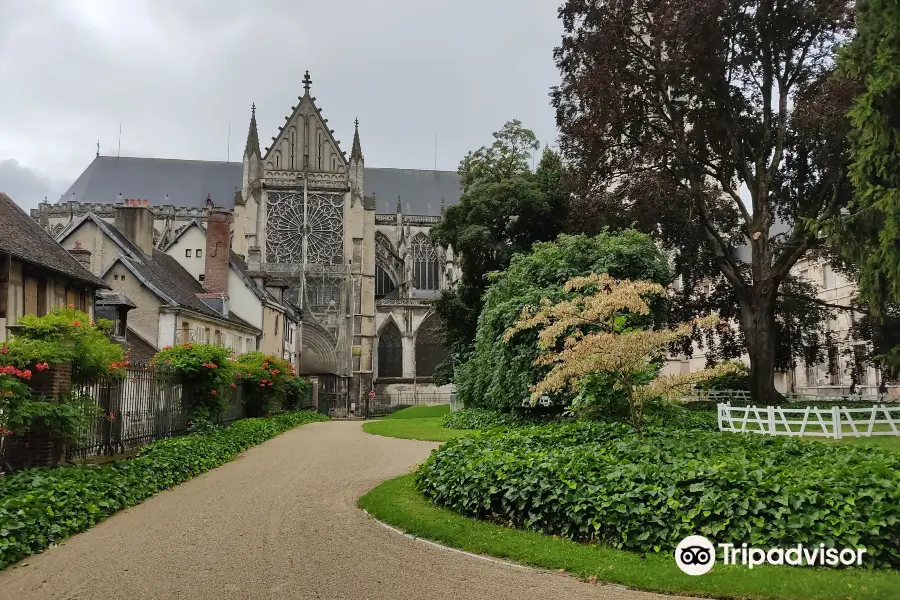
32, 73, 461, 415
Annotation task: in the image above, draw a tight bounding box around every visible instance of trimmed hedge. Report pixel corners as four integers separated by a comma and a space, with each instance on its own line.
0, 411, 328, 568
442, 408, 516, 430
416, 422, 900, 568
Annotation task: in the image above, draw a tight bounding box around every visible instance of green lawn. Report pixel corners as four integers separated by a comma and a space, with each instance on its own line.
362, 404, 472, 442
360, 474, 900, 600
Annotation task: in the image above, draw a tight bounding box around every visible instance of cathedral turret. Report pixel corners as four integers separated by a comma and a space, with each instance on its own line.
237, 103, 263, 257
242, 103, 262, 188
350, 118, 363, 163
349, 117, 364, 202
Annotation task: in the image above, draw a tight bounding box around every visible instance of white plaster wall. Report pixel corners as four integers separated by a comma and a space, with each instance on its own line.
164, 226, 207, 281
227, 270, 263, 329
157, 312, 177, 349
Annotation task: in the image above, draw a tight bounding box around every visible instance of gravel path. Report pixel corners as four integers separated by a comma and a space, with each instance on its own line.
0, 421, 689, 600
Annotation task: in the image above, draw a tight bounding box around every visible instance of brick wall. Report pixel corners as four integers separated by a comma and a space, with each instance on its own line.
4, 363, 74, 469
27, 362, 72, 400
204, 208, 232, 295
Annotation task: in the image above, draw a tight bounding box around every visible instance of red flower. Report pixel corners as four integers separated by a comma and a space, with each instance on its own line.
165, 359, 172, 364
185, 343, 193, 349
230, 383, 236, 388
73, 320, 82, 327
20, 369, 31, 380
35, 362, 49, 371
131, 377, 137, 382
260, 383, 266, 387
107, 412, 116, 421
90, 319, 95, 325
210, 389, 217, 395
67, 303, 75, 309
0, 346, 7, 354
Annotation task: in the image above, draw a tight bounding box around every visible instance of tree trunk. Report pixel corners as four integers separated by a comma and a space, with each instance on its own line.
738, 282, 783, 405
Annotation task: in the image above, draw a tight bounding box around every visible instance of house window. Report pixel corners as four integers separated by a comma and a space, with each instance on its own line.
377, 320, 403, 377
203, 327, 210, 343
247, 337, 254, 351
828, 346, 841, 386
181, 321, 191, 344
275, 314, 279, 334
196, 249, 203, 258
199, 274, 205, 282
214, 330, 222, 346
113, 274, 118, 281
411, 234, 439, 290
0, 252, 9, 319
186, 249, 192, 258
821, 264, 829, 288
23, 274, 45, 317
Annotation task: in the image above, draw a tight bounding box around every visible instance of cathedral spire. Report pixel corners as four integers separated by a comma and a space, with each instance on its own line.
244, 103, 260, 158
350, 118, 363, 163
302, 70, 312, 96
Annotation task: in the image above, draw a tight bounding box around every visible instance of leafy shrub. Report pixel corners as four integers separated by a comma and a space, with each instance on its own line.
456, 231, 671, 413
442, 408, 516, 430
0, 307, 124, 383
695, 360, 750, 391
416, 422, 900, 568
282, 376, 313, 411
0, 410, 328, 568
234, 352, 299, 416
151, 344, 234, 420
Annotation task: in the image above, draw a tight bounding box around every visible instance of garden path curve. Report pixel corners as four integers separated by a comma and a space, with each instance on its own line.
0, 421, 691, 600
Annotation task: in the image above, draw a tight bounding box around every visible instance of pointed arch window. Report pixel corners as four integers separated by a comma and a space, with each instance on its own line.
412, 234, 439, 290
415, 314, 447, 377
378, 320, 403, 378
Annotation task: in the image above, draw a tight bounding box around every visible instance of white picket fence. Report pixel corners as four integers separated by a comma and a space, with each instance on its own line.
717, 402, 900, 438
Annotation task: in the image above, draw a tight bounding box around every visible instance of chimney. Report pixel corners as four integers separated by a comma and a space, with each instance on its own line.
68, 240, 93, 272
204, 208, 232, 296
114, 199, 155, 255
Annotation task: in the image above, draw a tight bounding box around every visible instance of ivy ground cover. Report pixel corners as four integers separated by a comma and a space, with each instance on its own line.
0, 410, 328, 568
415, 422, 900, 569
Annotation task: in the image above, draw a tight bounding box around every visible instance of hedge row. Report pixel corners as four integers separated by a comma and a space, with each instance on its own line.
442, 408, 517, 430
0, 410, 328, 568
416, 422, 900, 568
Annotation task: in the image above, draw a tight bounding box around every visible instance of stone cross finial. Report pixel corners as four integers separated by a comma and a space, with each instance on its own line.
303, 71, 312, 93
251, 102, 256, 116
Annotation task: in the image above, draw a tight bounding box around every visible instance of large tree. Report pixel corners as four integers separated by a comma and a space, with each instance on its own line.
431, 122, 569, 383
825, 0, 900, 377
553, 0, 857, 403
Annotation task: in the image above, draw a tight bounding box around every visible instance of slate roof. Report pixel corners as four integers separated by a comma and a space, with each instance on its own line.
62, 214, 260, 333
121, 327, 159, 364
57, 156, 461, 217
0, 192, 109, 289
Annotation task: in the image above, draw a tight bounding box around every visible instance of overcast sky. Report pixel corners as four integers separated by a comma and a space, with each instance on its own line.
0, 0, 562, 211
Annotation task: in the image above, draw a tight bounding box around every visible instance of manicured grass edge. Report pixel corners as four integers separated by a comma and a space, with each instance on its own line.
359, 474, 900, 600
1, 411, 329, 569
361, 417, 471, 442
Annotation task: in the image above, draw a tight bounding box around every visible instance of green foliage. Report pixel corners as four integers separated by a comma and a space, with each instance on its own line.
151, 343, 234, 420
430, 125, 570, 383
456, 231, 670, 412
830, 0, 900, 315
441, 408, 515, 430
0, 410, 329, 568
282, 376, 313, 411
234, 352, 298, 416
416, 422, 900, 568
695, 360, 750, 391
1, 307, 125, 383
457, 119, 539, 190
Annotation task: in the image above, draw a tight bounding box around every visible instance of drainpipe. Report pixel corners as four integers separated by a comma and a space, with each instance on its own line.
171, 309, 181, 346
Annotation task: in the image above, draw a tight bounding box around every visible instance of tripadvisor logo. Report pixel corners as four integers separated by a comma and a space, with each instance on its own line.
675, 536, 868, 575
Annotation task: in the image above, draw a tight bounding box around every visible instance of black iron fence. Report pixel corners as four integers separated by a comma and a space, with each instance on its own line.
365, 392, 453, 419
67, 366, 244, 461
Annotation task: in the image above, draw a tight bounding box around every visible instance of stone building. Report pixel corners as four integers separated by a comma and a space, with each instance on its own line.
33, 71, 461, 414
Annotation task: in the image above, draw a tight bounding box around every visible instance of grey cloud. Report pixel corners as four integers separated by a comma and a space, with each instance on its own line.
0, 0, 562, 205
0, 159, 68, 210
